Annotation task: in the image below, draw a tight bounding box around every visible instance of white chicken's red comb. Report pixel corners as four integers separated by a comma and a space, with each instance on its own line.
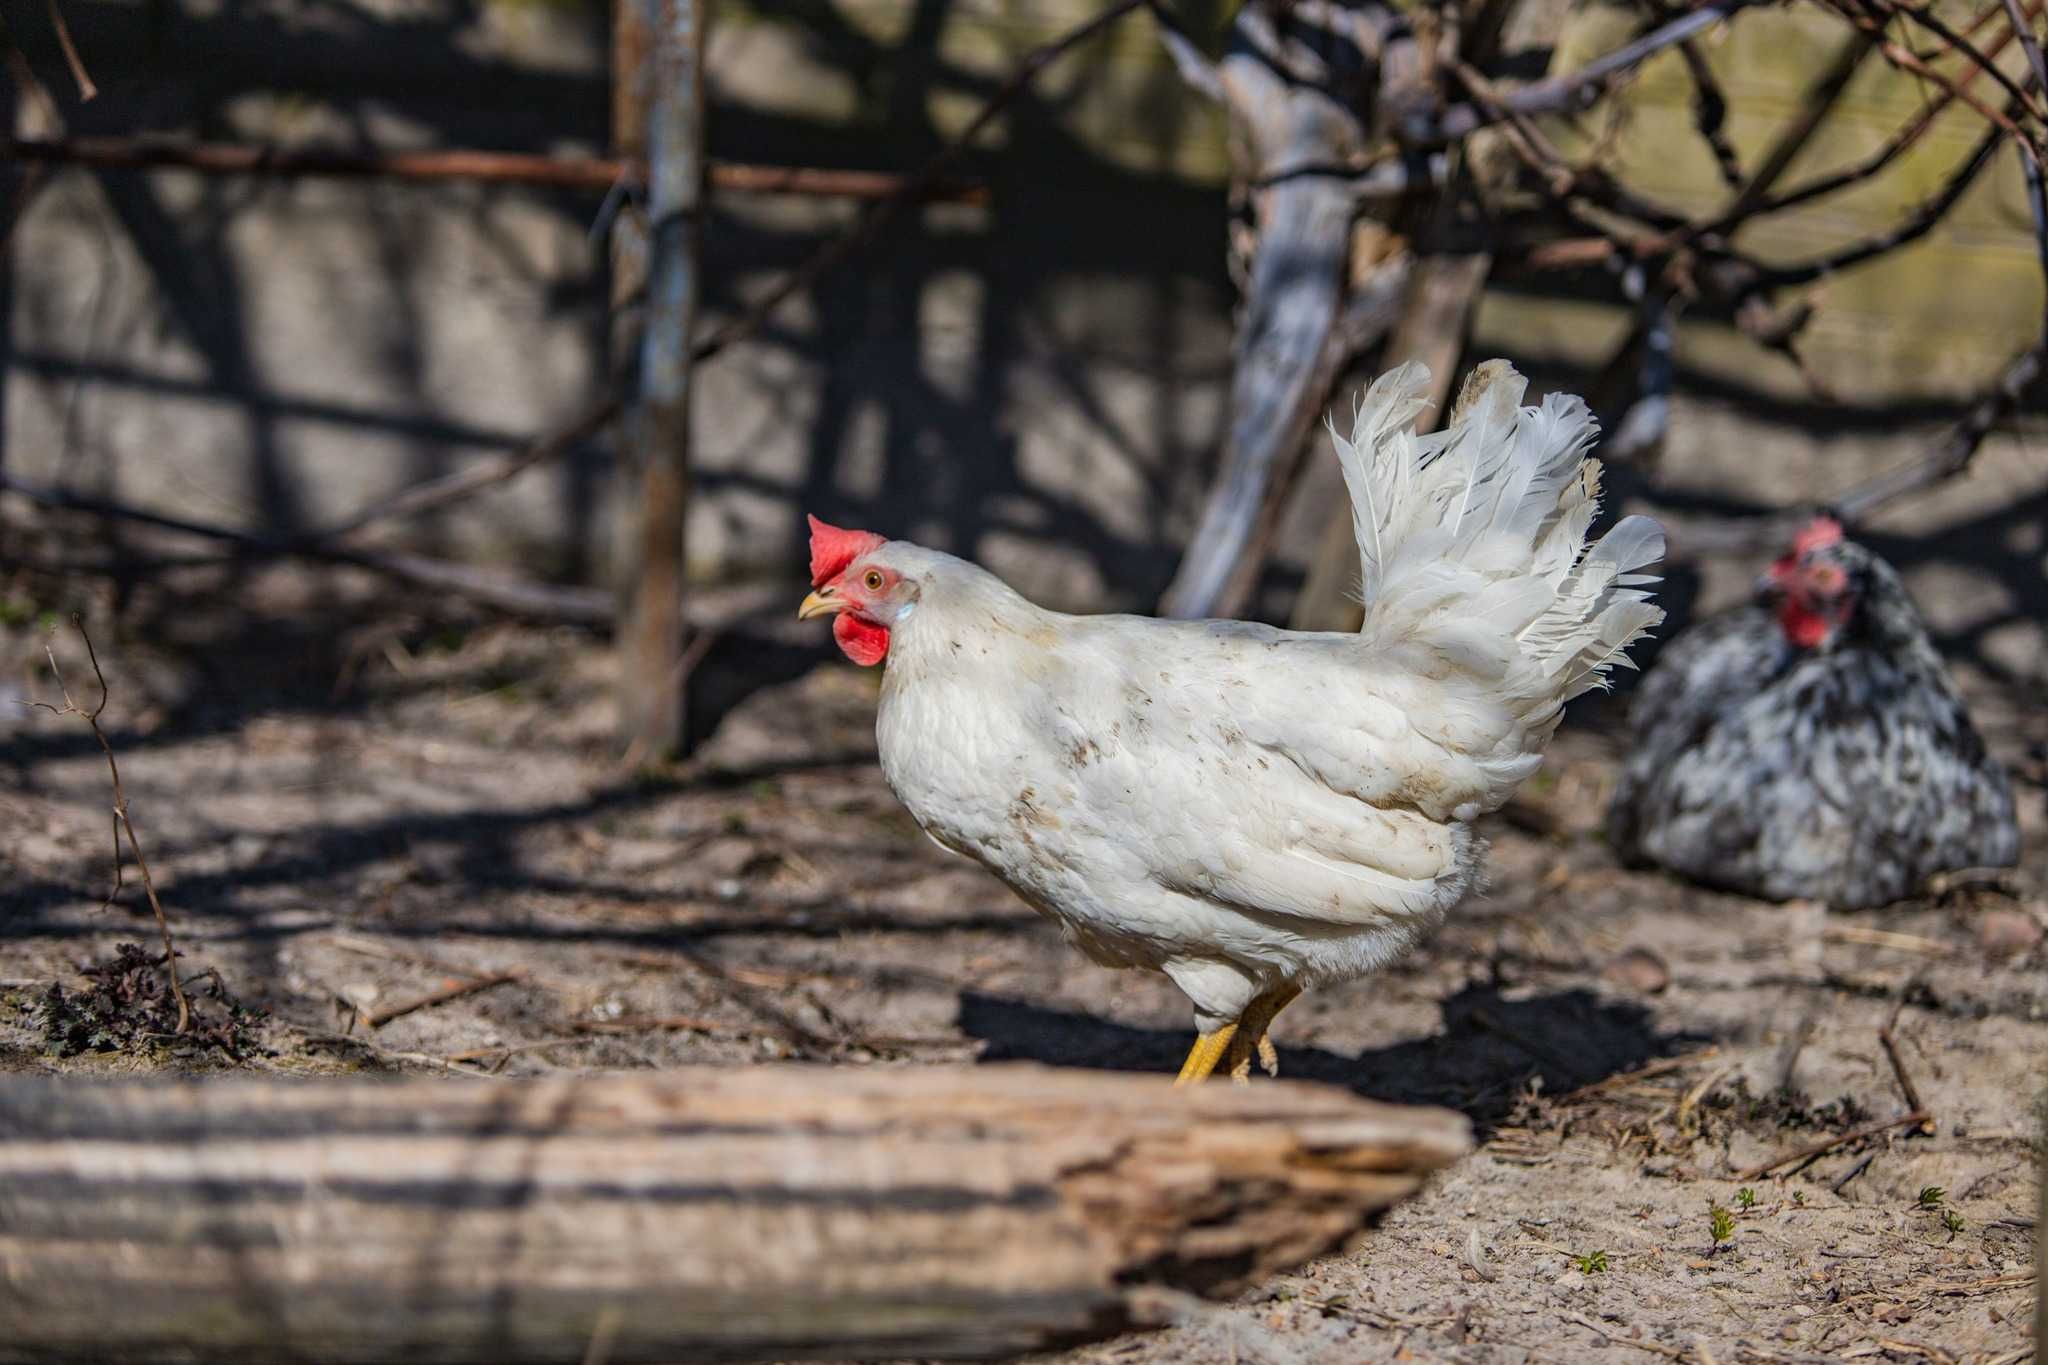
808, 515, 886, 587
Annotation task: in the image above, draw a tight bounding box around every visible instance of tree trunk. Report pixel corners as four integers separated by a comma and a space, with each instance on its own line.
1288, 250, 1493, 632
1153, 1, 1376, 621
0, 1063, 1469, 1364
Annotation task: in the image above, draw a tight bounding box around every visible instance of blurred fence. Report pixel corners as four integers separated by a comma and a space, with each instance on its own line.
0, 0, 2043, 619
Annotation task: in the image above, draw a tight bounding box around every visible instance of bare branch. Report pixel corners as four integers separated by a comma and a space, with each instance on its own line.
1602, 291, 1679, 461
1717, 29, 1878, 222
1733, 1109, 1933, 1180
362, 973, 523, 1030
1451, 59, 1699, 233
1675, 36, 1744, 190
1143, 0, 1225, 104
41, 0, 95, 101
0, 135, 987, 202
1832, 326, 2046, 521
2004, 0, 2048, 153
1428, 0, 1761, 144
319, 394, 622, 540
689, 0, 1148, 366
1670, 337, 2046, 556
0, 474, 614, 622
30, 619, 189, 1033
1725, 9, 2027, 226
1869, 0, 2048, 124
1817, 0, 2039, 143
1712, 110, 2012, 292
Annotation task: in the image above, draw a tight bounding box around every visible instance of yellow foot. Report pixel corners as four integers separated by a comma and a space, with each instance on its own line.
1173, 1024, 1238, 1087
1222, 1027, 1255, 1083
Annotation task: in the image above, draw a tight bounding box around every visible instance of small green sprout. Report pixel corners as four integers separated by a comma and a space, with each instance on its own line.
1916, 1185, 1946, 1209
1735, 1187, 1757, 1210
1791, 1189, 1806, 1208
1941, 1209, 1965, 1236
1708, 1207, 1735, 1246
1572, 1250, 1609, 1274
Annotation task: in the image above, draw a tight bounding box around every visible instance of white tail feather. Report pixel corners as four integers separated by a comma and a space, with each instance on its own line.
1331, 359, 1665, 720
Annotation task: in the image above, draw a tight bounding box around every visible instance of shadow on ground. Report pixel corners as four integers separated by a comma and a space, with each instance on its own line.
959, 983, 1707, 1130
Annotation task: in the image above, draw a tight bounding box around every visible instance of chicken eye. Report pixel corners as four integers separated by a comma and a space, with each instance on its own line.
1808, 564, 1847, 594
863, 570, 885, 592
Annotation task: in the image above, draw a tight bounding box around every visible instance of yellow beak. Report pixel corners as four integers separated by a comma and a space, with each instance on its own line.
797, 589, 845, 621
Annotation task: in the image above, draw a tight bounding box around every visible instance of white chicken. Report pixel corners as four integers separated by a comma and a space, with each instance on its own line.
799, 361, 1665, 1082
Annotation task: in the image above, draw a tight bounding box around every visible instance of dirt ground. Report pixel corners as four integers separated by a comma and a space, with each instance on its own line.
2, 566, 2043, 1365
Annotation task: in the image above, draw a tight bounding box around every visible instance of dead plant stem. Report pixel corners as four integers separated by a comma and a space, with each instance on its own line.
26, 617, 188, 1033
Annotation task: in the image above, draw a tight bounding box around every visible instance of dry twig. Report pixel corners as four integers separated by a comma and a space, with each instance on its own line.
1431, 0, 1764, 142
318, 395, 622, 540
1877, 991, 1938, 1135
1822, 925, 1953, 955
571, 1013, 734, 1036
41, 0, 94, 101
23, 618, 188, 1033
0, 136, 985, 201
1728, 8, 2033, 225
1673, 32, 1744, 189
689, 0, 1146, 366
0, 473, 613, 621
1563, 1311, 1695, 1361
1733, 1109, 1933, 1180
1829, 1150, 1878, 1193
445, 1038, 593, 1065
294, 1025, 506, 1078
1557, 1048, 1721, 1103
361, 973, 523, 1030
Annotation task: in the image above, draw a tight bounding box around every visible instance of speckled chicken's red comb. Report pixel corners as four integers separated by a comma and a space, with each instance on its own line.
808, 515, 886, 587
1790, 515, 1844, 555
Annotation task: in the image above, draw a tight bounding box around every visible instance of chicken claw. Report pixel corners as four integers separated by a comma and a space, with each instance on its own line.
1198, 986, 1305, 1086
1223, 1026, 1264, 1083
798, 364, 1668, 1094
1172, 1025, 1239, 1086
1223, 1032, 1284, 1084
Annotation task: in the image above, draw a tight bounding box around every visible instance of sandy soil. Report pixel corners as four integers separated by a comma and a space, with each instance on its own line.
2, 574, 2042, 1365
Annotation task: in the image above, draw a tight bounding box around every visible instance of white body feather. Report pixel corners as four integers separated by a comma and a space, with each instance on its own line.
868, 361, 1664, 1029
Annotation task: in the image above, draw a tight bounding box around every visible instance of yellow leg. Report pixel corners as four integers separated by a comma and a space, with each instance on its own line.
1222, 985, 1304, 1083
1173, 1024, 1238, 1087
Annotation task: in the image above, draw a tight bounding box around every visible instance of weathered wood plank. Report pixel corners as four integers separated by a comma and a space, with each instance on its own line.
0, 1063, 1469, 1364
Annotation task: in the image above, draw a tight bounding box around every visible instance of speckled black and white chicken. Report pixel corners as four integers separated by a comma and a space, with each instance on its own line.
1608, 517, 2018, 908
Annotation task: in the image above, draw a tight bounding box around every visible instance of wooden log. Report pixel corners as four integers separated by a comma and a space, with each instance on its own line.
0, 1063, 1469, 1364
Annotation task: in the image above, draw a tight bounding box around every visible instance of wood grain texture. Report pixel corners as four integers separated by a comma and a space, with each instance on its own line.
0, 1062, 1469, 1363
